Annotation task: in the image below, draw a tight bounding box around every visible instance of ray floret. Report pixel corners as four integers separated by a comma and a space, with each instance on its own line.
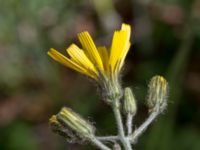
48, 23, 131, 83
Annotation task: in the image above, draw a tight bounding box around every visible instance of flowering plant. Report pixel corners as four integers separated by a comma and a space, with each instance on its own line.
48, 23, 168, 150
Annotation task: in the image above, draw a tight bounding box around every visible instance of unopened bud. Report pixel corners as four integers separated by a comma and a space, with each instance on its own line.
124, 87, 137, 116
147, 75, 168, 112
57, 107, 95, 139
49, 115, 77, 141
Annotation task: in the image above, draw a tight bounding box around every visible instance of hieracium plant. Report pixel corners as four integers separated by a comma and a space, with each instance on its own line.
48, 23, 169, 150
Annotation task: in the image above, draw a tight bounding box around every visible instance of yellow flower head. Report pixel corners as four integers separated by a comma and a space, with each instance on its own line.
48, 23, 131, 82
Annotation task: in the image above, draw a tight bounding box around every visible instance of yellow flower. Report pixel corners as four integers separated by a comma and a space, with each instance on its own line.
47, 23, 131, 81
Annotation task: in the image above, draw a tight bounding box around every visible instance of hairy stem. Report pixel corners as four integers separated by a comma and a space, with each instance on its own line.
90, 137, 112, 150
112, 101, 133, 150
127, 114, 133, 135
130, 109, 159, 143
97, 136, 119, 142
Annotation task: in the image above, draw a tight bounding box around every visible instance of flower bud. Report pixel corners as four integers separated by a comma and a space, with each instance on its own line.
147, 75, 168, 112
57, 107, 95, 139
123, 87, 137, 116
49, 115, 75, 141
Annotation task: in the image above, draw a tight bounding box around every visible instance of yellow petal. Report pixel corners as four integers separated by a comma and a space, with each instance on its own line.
78, 31, 104, 71
109, 31, 129, 72
97, 46, 109, 72
109, 23, 131, 74
121, 23, 131, 39
48, 48, 97, 79
117, 24, 131, 71
66, 44, 98, 77
116, 42, 131, 72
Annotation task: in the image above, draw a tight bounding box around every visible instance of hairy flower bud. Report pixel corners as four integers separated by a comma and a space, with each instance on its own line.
123, 87, 137, 116
147, 75, 168, 112
57, 107, 95, 139
49, 115, 77, 141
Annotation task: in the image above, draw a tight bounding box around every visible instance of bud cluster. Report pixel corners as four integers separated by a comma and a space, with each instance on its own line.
49, 75, 169, 148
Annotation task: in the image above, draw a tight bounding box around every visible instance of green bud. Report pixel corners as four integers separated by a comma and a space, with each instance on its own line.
49, 115, 77, 141
147, 75, 168, 112
57, 107, 95, 139
123, 87, 137, 116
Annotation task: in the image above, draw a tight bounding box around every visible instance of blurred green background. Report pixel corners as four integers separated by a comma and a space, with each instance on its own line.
0, 0, 200, 149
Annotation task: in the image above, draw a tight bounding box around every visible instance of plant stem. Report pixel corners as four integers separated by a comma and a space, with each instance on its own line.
112, 101, 133, 150
127, 113, 133, 135
97, 136, 119, 142
130, 109, 159, 143
90, 137, 112, 150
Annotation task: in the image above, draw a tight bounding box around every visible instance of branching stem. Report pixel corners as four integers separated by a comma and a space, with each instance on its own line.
112, 101, 133, 150
90, 137, 112, 150
97, 136, 119, 142
130, 109, 160, 143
